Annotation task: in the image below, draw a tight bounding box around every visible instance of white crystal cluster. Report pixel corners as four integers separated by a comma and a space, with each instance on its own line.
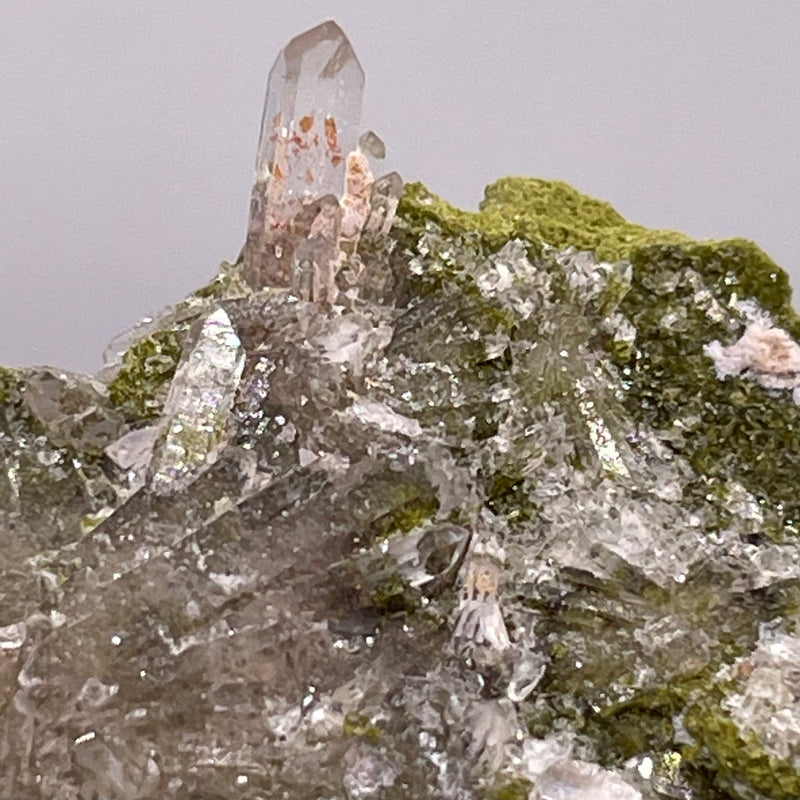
705, 312, 800, 404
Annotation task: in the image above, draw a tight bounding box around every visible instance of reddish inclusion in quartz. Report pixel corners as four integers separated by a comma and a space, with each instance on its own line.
242, 20, 365, 291
254, 20, 363, 206
267, 113, 344, 199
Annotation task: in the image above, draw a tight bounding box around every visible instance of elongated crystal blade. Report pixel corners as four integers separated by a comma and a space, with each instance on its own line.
150, 308, 245, 494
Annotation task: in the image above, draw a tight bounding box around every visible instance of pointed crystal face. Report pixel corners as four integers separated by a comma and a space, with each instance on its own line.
150, 308, 245, 494
256, 20, 364, 205
244, 21, 365, 290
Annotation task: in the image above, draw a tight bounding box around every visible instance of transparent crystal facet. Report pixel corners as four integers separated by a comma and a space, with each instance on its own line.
257, 20, 364, 192
358, 130, 386, 160
244, 21, 364, 289
150, 308, 245, 494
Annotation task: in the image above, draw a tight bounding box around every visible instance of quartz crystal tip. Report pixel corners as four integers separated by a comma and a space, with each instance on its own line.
243, 21, 365, 291
358, 130, 386, 160
256, 20, 364, 187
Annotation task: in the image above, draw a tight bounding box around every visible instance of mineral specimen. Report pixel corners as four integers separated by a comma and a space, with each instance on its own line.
1, 20, 799, 800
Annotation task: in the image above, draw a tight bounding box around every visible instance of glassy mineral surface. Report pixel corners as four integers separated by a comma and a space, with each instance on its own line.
2, 23, 800, 800
243, 20, 364, 292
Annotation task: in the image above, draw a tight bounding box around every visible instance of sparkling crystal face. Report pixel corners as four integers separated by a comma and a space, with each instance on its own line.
255, 20, 364, 203
150, 308, 244, 494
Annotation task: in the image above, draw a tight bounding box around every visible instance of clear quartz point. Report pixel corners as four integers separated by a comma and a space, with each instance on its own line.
358, 130, 386, 159
150, 308, 245, 494
243, 20, 365, 291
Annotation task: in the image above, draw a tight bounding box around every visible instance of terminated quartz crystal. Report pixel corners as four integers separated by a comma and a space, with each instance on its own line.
150, 308, 244, 494
243, 20, 365, 291
358, 130, 386, 160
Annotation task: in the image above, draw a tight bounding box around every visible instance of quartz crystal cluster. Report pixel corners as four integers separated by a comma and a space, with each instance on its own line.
1, 20, 799, 800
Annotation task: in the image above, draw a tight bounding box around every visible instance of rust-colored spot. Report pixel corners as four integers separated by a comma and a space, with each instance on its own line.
299, 115, 314, 133
290, 134, 310, 150
273, 164, 284, 180
331, 154, 343, 167
306, 168, 314, 184
324, 116, 339, 151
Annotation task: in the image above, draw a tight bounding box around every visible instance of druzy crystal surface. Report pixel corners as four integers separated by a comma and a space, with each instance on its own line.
2, 22, 800, 800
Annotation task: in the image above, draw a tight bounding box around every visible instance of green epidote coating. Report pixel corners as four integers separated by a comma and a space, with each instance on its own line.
486, 777, 534, 800
398, 178, 689, 256
348, 471, 441, 540
526, 665, 798, 800
397, 178, 800, 527
399, 179, 799, 335
684, 686, 800, 800
343, 712, 382, 745
0, 365, 25, 413
368, 569, 420, 614
191, 260, 242, 300
107, 329, 183, 422
621, 247, 800, 529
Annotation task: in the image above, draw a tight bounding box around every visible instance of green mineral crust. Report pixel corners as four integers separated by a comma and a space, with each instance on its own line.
2, 21, 799, 800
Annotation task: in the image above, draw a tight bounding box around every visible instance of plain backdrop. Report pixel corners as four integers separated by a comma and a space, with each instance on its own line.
1, 1, 798, 372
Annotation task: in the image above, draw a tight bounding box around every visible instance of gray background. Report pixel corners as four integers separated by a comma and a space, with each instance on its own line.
1, 1, 798, 373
